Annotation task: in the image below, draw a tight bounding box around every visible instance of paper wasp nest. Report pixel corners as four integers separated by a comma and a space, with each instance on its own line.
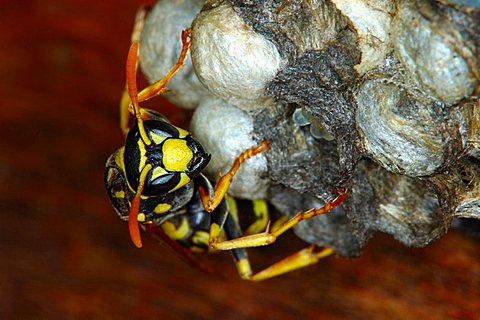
140, 0, 480, 256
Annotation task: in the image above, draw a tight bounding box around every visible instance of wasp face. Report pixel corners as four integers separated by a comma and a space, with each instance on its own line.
123, 118, 210, 196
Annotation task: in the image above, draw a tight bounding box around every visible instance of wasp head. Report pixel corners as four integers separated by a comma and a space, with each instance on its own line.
123, 117, 210, 197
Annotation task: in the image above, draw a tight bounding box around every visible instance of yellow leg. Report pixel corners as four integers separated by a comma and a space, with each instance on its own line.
199, 140, 271, 213
211, 189, 347, 250
208, 222, 224, 248
245, 246, 334, 282
236, 258, 254, 280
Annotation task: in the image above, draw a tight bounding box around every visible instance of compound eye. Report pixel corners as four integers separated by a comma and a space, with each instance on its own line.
143, 168, 181, 196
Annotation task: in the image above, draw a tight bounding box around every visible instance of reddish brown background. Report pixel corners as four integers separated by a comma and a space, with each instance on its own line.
1, 1, 479, 319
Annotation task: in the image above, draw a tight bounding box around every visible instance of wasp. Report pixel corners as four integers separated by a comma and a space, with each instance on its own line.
104, 10, 347, 281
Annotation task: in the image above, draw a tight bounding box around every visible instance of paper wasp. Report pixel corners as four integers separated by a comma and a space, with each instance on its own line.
104, 9, 346, 281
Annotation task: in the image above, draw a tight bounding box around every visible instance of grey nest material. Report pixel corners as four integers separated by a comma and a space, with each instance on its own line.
139, 0, 480, 257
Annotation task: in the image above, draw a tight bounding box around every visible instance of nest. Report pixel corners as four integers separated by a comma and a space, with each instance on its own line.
138, 0, 479, 257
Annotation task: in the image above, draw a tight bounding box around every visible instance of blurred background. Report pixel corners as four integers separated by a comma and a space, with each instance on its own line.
0, 1, 479, 319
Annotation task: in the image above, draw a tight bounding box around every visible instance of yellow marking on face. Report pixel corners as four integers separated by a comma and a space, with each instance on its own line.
137, 213, 146, 222
154, 203, 171, 214
137, 118, 152, 146
137, 138, 147, 172
192, 230, 210, 246
246, 199, 269, 235
161, 217, 190, 240
162, 138, 193, 172
149, 131, 167, 145
175, 126, 190, 138
169, 173, 191, 193
115, 191, 125, 199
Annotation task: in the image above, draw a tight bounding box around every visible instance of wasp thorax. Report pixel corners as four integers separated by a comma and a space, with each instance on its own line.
123, 119, 210, 196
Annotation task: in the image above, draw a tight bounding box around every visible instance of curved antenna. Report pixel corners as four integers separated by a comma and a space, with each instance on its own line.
126, 41, 152, 146
128, 163, 153, 248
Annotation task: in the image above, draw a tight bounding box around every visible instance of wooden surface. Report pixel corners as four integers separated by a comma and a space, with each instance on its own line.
1, 1, 479, 319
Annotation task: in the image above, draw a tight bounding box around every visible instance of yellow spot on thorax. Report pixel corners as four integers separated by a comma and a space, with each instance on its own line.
154, 203, 171, 214
114, 191, 125, 199
162, 138, 193, 172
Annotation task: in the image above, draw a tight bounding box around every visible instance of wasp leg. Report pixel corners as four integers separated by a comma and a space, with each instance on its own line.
211, 189, 347, 250
207, 193, 230, 248
137, 28, 191, 103
221, 209, 254, 280
199, 140, 271, 213
244, 246, 334, 282
120, 8, 190, 134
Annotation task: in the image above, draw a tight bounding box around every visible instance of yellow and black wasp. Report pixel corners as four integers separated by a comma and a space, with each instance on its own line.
104, 10, 347, 281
